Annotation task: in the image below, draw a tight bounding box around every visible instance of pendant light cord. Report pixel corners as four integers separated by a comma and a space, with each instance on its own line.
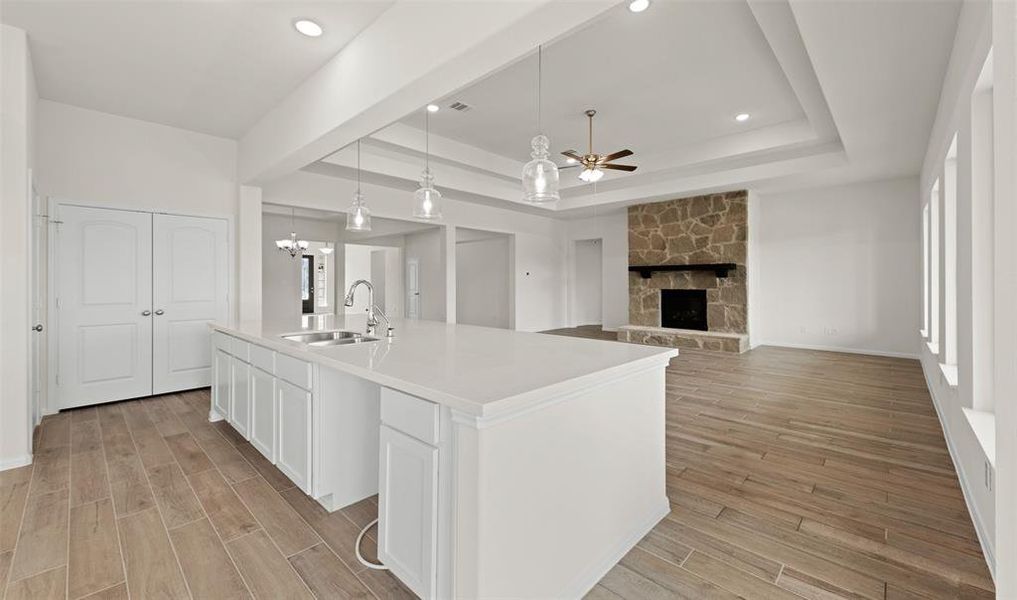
537, 45, 543, 134
356, 139, 361, 194
425, 109, 430, 172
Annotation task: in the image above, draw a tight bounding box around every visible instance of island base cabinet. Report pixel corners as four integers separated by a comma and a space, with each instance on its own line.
230, 358, 251, 438
249, 367, 276, 462
378, 424, 438, 600
212, 348, 231, 420
277, 378, 312, 493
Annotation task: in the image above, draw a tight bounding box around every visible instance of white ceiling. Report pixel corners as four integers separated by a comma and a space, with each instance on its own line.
315, 0, 960, 216
1, 0, 393, 138
401, 1, 804, 164
3, 0, 962, 216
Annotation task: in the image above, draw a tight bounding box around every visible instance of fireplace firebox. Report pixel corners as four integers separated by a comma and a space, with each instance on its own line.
660, 289, 708, 331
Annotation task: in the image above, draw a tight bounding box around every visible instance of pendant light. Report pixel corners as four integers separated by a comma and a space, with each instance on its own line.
346, 140, 372, 232
276, 207, 309, 258
412, 108, 443, 219
521, 45, 560, 203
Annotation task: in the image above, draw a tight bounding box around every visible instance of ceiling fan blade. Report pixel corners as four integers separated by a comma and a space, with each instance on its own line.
600, 164, 638, 172
597, 149, 633, 163
559, 164, 581, 169
561, 150, 583, 161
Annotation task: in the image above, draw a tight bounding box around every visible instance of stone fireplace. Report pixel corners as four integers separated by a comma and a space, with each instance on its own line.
618, 190, 749, 352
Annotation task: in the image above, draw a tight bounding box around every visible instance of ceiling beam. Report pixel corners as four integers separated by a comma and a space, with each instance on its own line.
237, 0, 615, 184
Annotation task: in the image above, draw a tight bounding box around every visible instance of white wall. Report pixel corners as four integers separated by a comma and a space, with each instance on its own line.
916, 0, 1000, 581
751, 177, 921, 358
262, 214, 340, 323
261, 171, 567, 331
456, 235, 511, 329
404, 228, 445, 321
343, 243, 401, 317
572, 239, 603, 326
1, 25, 38, 468
565, 212, 628, 330
38, 101, 237, 217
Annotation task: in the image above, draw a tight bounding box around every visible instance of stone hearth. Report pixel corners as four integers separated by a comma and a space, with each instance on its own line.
624, 190, 749, 352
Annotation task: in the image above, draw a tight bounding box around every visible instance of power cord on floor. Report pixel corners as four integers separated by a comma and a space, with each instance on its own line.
356, 518, 389, 570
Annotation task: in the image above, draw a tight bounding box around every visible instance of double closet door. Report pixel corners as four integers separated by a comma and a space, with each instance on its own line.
55, 204, 228, 409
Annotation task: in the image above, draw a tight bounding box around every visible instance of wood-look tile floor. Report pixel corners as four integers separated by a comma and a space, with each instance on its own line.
547, 328, 994, 600
0, 389, 412, 600
1, 334, 995, 599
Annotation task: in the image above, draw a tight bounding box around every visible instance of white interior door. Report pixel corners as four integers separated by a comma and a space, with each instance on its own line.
407, 258, 420, 319
152, 214, 228, 395
56, 205, 153, 409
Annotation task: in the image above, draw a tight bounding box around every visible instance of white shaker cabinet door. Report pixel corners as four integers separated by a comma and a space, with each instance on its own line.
230, 357, 251, 438
55, 205, 153, 408
378, 425, 438, 600
212, 348, 232, 419
250, 367, 276, 462
277, 379, 312, 493
152, 213, 228, 395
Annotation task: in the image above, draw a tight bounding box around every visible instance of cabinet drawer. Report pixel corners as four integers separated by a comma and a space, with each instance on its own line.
213, 331, 231, 352
381, 388, 439, 446
249, 344, 274, 373
276, 353, 312, 390
230, 337, 250, 362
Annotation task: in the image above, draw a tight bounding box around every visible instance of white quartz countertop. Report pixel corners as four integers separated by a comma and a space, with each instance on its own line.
212, 315, 677, 419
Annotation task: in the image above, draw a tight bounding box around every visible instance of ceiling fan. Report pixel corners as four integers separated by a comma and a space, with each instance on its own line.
561, 109, 637, 183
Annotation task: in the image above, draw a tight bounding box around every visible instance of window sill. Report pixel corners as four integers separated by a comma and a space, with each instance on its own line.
962, 408, 995, 467
939, 363, 958, 388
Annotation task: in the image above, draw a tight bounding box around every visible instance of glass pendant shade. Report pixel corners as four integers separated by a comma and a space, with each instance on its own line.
578, 167, 604, 183
413, 169, 442, 219
346, 191, 372, 231
522, 134, 560, 203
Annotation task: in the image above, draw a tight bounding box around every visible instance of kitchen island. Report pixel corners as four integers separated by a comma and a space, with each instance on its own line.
209, 315, 676, 600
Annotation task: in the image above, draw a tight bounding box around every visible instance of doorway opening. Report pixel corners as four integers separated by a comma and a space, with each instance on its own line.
573, 239, 603, 327
455, 228, 511, 329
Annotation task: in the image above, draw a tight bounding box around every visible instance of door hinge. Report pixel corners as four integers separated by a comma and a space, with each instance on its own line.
55, 374, 60, 386
55, 297, 61, 309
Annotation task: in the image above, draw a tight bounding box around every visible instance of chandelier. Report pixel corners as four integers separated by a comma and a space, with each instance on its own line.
275, 207, 309, 258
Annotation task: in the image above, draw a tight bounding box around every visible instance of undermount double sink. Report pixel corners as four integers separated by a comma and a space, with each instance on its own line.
281, 330, 379, 347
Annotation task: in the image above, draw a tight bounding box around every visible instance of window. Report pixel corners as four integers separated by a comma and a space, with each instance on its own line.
941, 136, 958, 386
922, 203, 930, 338
929, 179, 941, 353
970, 50, 995, 411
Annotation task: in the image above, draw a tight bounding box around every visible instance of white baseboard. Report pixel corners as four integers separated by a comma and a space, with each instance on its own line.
563, 498, 670, 599
753, 340, 919, 360
0, 454, 33, 471
920, 362, 997, 583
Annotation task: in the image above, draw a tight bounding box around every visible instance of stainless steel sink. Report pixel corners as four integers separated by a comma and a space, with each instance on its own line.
281, 330, 379, 346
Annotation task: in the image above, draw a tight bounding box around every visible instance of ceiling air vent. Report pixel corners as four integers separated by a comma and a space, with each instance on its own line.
449, 101, 472, 112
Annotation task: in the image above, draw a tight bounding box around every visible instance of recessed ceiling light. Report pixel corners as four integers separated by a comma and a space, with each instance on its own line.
426, 104, 440, 113
294, 19, 323, 37
735, 113, 750, 122
628, 0, 650, 13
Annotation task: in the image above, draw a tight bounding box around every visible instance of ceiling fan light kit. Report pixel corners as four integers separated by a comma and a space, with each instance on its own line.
562, 109, 638, 183
521, 45, 561, 203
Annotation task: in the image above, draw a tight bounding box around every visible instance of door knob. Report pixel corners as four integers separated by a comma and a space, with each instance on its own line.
32, 324, 43, 332
154, 309, 165, 316
141, 310, 152, 316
